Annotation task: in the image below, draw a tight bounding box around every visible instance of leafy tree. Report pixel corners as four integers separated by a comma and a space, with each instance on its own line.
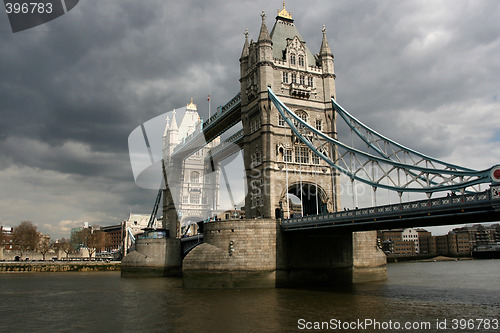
12, 221, 40, 257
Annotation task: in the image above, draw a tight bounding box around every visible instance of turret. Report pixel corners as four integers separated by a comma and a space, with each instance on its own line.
319, 25, 334, 75
319, 25, 336, 100
167, 110, 179, 157
239, 29, 250, 102
257, 11, 273, 64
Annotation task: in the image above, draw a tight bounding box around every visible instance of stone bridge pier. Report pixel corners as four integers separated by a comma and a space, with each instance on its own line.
182, 219, 386, 288
278, 230, 386, 286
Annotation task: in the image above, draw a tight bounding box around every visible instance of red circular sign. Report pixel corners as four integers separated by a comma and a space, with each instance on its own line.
494, 169, 500, 180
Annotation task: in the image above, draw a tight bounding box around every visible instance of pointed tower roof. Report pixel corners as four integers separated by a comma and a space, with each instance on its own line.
170, 109, 178, 131
258, 11, 272, 43
163, 115, 170, 137
241, 29, 250, 58
320, 25, 333, 56
270, 3, 315, 61
178, 99, 201, 138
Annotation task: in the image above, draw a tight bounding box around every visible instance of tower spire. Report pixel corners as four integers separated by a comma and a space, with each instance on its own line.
170, 109, 178, 131
258, 11, 271, 42
163, 115, 170, 137
320, 25, 332, 56
241, 29, 249, 58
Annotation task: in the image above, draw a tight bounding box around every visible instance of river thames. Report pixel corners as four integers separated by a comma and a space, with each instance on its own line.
0, 259, 498, 332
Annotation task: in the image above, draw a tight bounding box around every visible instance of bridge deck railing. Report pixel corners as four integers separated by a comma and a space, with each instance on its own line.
282, 190, 493, 227
202, 92, 241, 131
206, 129, 244, 160
172, 93, 241, 158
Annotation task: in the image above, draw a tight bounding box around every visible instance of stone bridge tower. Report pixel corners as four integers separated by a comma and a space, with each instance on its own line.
240, 4, 341, 219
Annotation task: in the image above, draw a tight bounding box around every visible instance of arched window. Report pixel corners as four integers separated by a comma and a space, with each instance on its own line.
290, 54, 296, 65
190, 171, 200, 183
294, 110, 308, 127
298, 111, 308, 123
298, 55, 304, 66
277, 146, 284, 161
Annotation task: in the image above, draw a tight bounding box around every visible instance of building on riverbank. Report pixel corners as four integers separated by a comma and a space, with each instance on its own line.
0, 225, 13, 250
378, 228, 428, 255
379, 224, 500, 257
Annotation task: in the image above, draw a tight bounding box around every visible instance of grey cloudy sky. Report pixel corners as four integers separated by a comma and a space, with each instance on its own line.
0, 0, 499, 238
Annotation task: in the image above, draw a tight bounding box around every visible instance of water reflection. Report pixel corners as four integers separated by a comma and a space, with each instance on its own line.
0, 260, 498, 332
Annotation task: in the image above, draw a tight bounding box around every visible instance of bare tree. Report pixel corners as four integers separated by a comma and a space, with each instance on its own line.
0, 226, 4, 247
38, 237, 52, 260
12, 221, 40, 258
56, 238, 73, 259
80, 229, 109, 260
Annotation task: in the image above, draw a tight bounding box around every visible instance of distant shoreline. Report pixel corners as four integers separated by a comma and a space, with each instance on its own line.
0, 261, 121, 273
387, 255, 480, 263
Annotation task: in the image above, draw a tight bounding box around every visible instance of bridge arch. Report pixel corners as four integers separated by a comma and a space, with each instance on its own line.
280, 182, 329, 218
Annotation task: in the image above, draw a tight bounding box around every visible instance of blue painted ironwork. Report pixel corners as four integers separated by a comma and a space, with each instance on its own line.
268, 87, 498, 193
333, 98, 474, 171
282, 187, 500, 231
333, 97, 480, 192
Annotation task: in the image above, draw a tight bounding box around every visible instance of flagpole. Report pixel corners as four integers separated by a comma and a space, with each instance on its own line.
208, 94, 211, 118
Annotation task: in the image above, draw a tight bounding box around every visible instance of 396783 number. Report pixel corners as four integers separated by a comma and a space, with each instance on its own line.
5, 2, 53, 14
451, 319, 499, 330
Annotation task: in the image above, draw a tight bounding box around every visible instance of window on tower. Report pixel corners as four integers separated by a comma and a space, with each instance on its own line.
293, 110, 308, 126
295, 146, 310, 164
190, 193, 200, 204
190, 171, 200, 183
315, 119, 322, 131
298, 55, 304, 66
278, 114, 285, 127
312, 153, 320, 164
282, 72, 288, 83
250, 115, 261, 133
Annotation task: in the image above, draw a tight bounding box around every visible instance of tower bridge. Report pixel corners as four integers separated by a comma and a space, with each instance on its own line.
122, 3, 500, 287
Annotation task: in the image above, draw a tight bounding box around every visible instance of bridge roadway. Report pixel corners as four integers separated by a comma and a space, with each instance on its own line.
281, 187, 500, 233
181, 187, 500, 256
171, 93, 241, 161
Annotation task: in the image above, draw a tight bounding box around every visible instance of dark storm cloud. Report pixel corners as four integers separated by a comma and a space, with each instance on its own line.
0, 0, 499, 237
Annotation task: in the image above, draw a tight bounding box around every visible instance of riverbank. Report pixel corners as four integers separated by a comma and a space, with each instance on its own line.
0, 261, 121, 273
386, 254, 474, 263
